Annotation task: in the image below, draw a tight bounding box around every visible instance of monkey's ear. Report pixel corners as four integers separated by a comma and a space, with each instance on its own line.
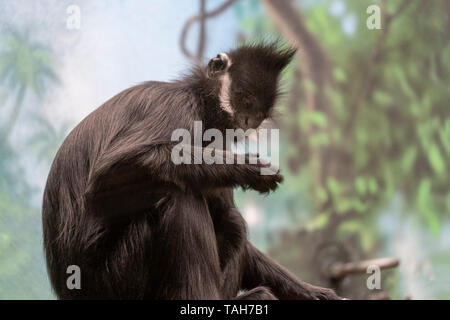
207, 53, 230, 77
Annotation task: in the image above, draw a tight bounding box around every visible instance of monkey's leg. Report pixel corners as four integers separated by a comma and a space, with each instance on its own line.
236, 287, 278, 300
86, 144, 282, 198
242, 243, 341, 300
206, 193, 289, 301
207, 190, 247, 298
148, 189, 223, 299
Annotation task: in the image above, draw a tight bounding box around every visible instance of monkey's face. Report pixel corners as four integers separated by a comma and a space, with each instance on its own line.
207, 44, 296, 131
227, 70, 278, 131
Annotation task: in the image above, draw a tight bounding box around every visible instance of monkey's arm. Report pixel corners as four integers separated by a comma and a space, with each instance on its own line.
85, 142, 282, 199
242, 242, 341, 300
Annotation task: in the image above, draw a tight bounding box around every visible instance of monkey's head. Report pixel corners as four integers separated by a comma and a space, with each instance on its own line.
207, 44, 296, 131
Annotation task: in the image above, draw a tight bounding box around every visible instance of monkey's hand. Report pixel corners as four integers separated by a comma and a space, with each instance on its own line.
240, 153, 283, 194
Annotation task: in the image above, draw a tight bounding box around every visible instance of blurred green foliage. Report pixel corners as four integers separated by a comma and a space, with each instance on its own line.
234, 0, 450, 299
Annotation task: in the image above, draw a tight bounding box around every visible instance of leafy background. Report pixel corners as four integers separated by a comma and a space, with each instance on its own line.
0, 0, 449, 299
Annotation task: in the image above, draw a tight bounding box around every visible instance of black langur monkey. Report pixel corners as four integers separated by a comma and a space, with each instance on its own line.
42, 43, 340, 300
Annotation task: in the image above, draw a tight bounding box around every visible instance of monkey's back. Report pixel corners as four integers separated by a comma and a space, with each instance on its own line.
42, 81, 199, 298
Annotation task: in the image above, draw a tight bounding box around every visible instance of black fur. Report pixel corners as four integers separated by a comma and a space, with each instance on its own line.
42, 43, 339, 299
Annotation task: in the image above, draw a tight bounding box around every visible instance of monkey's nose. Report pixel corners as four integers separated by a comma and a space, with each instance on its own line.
241, 117, 262, 130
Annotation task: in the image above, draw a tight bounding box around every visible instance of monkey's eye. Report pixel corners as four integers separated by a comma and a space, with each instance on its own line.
241, 97, 252, 109
256, 111, 265, 120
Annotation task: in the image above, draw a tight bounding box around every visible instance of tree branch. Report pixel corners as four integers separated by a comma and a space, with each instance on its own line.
343, 0, 415, 144
180, 0, 237, 65
262, 0, 333, 202
329, 257, 400, 279
196, 0, 207, 62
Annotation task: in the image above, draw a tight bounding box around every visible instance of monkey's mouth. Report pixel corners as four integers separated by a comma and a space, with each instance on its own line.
234, 120, 264, 132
